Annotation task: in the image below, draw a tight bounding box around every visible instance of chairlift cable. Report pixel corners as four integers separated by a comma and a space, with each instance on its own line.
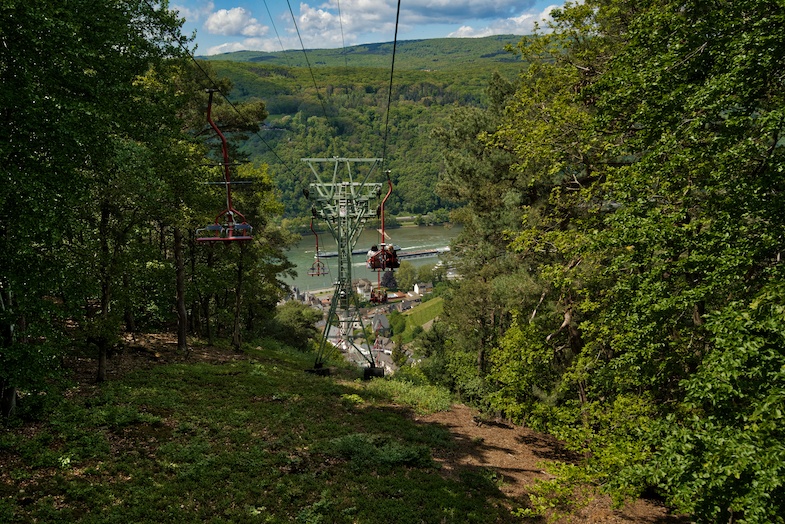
336, 0, 351, 95
261, 0, 292, 68
381, 0, 402, 166
139, 0, 300, 183
285, 0, 330, 122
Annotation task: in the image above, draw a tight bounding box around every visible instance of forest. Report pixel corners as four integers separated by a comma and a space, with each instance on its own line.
3, 0, 785, 523
202, 35, 525, 223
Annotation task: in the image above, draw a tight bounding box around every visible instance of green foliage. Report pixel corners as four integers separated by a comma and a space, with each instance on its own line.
394, 261, 417, 292
364, 374, 453, 415
388, 310, 407, 336
514, 462, 593, 522
414, 1, 785, 521
269, 301, 322, 352
0, 345, 520, 523
325, 433, 434, 472
485, 316, 556, 423
638, 282, 785, 523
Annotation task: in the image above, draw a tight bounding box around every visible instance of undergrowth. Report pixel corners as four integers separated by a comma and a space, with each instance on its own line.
0, 340, 516, 523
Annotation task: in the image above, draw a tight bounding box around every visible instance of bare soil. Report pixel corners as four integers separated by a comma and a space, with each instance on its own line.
417, 405, 690, 523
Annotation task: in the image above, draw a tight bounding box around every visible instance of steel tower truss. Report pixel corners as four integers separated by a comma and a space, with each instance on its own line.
304, 158, 384, 373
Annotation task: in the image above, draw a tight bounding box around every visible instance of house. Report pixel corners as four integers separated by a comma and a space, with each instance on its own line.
371, 314, 390, 336
354, 278, 374, 300
396, 299, 419, 312
373, 336, 394, 354
413, 282, 434, 296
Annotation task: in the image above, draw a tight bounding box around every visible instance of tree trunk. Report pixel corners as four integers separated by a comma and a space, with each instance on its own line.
203, 295, 214, 345
0, 287, 16, 417
173, 227, 188, 353
1, 381, 17, 419
189, 235, 201, 336
97, 341, 108, 383
232, 246, 244, 351
97, 202, 111, 383
122, 272, 136, 334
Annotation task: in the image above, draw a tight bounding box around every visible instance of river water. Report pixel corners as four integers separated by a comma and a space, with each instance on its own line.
285, 224, 462, 292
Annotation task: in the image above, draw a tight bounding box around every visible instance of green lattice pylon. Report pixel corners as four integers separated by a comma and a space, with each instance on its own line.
304, 157, 384, 371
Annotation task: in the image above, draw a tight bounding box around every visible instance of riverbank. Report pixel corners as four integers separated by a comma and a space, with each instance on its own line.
285, 224, 461, 291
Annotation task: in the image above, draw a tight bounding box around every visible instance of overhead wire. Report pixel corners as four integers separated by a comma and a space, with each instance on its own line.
381, 0, 402, 166
142, 0, 402, 182
336, 0, 349, 67
261, 0, 292, 68
285, 0, 330, 122
140, 0, 300, 181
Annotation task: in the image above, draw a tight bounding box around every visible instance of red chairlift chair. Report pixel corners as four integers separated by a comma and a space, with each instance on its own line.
369, 287, 388, 304
196, 89, 253, 244
307, 218, 329, 276
366, 176, 399, 271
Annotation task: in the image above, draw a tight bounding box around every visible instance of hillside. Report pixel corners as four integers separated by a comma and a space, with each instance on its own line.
0, 336, 686, 523
200, 35, 526, 70
200, 36, 528, 219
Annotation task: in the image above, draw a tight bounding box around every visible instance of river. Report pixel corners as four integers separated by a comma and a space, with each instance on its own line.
285, 224, 462, 292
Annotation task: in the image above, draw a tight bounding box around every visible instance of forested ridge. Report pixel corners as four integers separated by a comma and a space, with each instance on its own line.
204, 36, 525, 221
2, 1, 785, 523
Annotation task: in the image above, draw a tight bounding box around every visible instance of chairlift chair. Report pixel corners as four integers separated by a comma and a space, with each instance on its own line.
367, 242, 399, 271
369, 287, 388, 304
196, 211, 253, 242
366, 176, 399, 270
195, 89, 253, 244
307, 218, 330, 276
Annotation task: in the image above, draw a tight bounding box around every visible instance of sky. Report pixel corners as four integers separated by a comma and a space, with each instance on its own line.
170, 0, 564, 56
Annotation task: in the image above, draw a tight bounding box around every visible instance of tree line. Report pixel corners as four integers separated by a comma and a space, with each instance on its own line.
0, 0, 297, 415
413, 1, 785, 522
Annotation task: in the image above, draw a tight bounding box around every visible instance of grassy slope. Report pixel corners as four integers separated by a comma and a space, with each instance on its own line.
0, 342, 520, 523
404, 297, 444, 326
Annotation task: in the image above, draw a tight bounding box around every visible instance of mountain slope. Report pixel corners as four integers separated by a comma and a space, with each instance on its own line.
200, 35, 526, 70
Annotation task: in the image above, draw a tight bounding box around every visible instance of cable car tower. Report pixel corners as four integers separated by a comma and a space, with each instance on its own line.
304, 157, 385, 377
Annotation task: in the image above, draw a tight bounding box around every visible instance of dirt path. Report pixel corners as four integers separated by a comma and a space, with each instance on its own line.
417, 405, 688, 523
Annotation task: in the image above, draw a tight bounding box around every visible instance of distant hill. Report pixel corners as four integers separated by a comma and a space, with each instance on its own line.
199, 35, 526, 70
201, 35, 529, 219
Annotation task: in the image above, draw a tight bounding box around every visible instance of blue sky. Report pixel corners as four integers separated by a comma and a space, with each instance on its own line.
171, 0, 563, 56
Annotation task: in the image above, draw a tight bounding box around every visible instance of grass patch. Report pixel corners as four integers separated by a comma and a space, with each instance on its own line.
398, 297, 444, 342
1, 340, 517, 523
364, 376, 453, 415
404, 297, 444, 326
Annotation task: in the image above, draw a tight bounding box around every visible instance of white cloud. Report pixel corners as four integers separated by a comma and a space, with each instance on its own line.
290, 1, 555, 47
206, 41, 248, 55
196, 1, 563, 55
204, 7, 268, 38
171, 0, 214, 23
447, 5, 557, 38
293, 1, 395, 47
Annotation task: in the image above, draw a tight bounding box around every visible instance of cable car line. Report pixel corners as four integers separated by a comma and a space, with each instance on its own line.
336, 0, 349, 71
285, 0, 330, 122
381, 0, 402, 166
141, 0, 302, 184
261, 0, 292, 67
